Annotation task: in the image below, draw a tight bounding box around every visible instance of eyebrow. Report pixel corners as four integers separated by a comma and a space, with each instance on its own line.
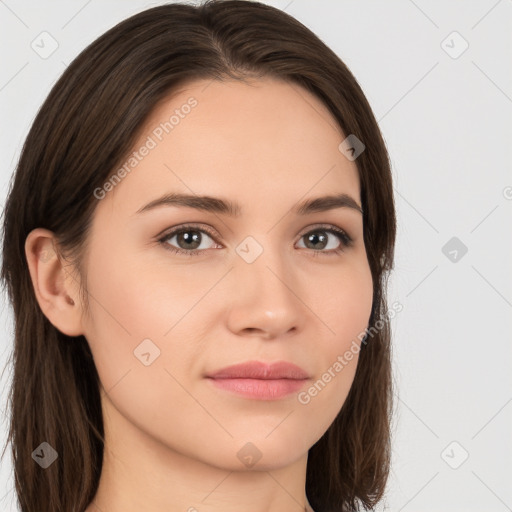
135, 192, 363, 216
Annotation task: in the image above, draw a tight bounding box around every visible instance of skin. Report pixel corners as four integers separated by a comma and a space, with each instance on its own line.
25, 77, 373, 512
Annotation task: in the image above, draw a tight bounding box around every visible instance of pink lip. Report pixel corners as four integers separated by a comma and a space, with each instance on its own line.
205, 361, 310, 400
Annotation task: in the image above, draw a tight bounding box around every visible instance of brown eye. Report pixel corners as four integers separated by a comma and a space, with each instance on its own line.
297, 225, 352, 255
159, 225, 219, 256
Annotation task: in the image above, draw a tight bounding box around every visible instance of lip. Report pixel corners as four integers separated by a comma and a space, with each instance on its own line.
206, 360, 309, 380
205, 360, 310, 400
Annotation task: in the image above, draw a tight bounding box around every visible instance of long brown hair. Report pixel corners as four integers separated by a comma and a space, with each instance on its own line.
0, 1, 396, 510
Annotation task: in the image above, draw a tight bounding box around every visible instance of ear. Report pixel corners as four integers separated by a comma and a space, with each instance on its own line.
25, 228, 84, 337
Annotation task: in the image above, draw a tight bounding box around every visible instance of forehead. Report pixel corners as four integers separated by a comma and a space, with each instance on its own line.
101, 77, 361, 217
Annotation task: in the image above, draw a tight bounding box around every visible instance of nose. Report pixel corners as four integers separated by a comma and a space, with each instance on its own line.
225, 241, 306, 340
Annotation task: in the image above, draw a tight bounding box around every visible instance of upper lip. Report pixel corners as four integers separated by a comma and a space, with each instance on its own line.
206, 360, 309, 380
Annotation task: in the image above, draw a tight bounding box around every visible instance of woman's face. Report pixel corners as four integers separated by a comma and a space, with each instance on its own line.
80, 77, 373, 470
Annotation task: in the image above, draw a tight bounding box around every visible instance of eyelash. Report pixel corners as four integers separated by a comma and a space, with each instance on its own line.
157, 223, 353, 257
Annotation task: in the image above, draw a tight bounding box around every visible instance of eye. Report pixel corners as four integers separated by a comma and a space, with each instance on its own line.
296, 224, 353, 256
157, 223, 353, 257
158, 224, 220, 256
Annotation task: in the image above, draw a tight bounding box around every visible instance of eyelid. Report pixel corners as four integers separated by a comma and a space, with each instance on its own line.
157, 223, 221, 255
158, 222, 352, 240
157, 223, 219, 240
297, 222, 351, 239
298, 223, 354, 251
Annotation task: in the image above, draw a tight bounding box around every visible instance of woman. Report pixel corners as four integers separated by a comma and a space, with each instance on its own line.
1, 1, 396, 511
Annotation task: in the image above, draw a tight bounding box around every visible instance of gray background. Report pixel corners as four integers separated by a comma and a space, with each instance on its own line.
1, 1, 511, 510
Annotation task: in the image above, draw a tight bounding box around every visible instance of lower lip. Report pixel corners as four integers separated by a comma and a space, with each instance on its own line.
206, 377, 307, 400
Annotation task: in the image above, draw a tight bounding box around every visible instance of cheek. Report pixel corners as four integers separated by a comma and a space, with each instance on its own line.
81, 246, 216, 392
312, 257, 374, 346
81, 256, 204, 446
80, 248, 165, 388
296, 261, 373, 430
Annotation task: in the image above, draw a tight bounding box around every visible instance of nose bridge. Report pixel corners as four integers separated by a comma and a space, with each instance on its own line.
237, 232, 291, 293
228, 233, 303, 336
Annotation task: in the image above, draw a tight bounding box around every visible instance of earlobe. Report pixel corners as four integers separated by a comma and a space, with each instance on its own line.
24, 228, 84, 337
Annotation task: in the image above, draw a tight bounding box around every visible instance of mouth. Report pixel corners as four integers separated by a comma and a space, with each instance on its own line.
205, 360, 310, 400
